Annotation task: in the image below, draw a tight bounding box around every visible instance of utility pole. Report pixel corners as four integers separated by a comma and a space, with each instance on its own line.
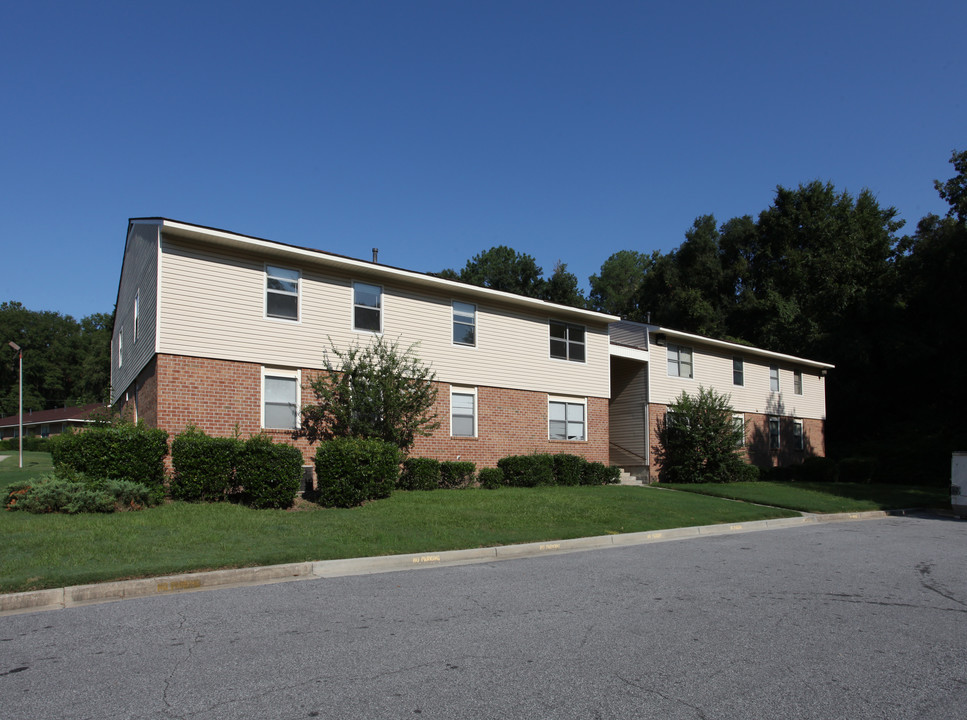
7, 341, 22, 468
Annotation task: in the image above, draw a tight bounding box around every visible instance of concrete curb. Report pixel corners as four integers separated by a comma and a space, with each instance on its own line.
0, 509, 903, 616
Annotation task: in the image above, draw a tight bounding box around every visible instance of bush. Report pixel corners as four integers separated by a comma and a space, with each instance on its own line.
552, 454, 586, 486
440, 461, 476, 489
796, 456, 838, 483
235, 434, 303, 509
581, 461, 621, 486
838, 457, 877, 484
497, 454, 554, 487
478, 467, 504, 489
731, 461, 761, 483
4, 472, 156, 514
49, 422, 168, 501
0, 436, 49, 452
171, 427, 240, 501
398, 457, 441, 491
315, 437, 401, 508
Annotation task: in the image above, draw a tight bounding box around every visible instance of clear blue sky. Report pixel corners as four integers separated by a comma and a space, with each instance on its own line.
2, 0, 963, 320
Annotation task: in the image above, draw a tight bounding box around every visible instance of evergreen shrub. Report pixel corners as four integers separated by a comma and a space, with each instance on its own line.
552, 454, 586, 486
314, 437, 401, 508
478, 467, 504, 489
838, 457, 876, 484
581, 461, 621, 486
398, 457, 441, 491
497, 454, 554, 487
440, 461, 476, 489
5, 472, 156, 514
235, 434, 303, 509
171, 427, 239, 501
796, 456, 837, 483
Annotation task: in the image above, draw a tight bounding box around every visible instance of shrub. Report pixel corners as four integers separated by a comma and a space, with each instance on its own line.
0, 436, 49, 452
171, 427, 240, 501
796, 456, 838, 483
4, 473, 156, 514
552, 454, 586, 486
731, 461, 761, 483
49, 421, 168, 501
314, 437, 401, 508
398, 457, 441, 491
838, 457, 877, 484
440, 461, 476, 489
478, 467, 504, 489
497, 454, 554, 487
763, 465, 794, 482
581, 461, 621, 486
655, 387, 746, 483
235, 434, 303, 509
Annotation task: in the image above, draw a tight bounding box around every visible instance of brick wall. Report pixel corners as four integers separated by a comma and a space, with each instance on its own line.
647, 402, 826, 480
145, 354, 609, 468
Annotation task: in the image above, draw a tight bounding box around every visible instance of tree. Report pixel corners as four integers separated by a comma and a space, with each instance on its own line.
654, 386, 748, 484
934, 149, 967, 224
541, 261, 585, 308
445, 246, 546, 298
588, 250, 655, 317
300, 336, 439, 452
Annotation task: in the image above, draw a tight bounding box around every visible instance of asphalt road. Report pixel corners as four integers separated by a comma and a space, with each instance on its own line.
2, 513, 964, 719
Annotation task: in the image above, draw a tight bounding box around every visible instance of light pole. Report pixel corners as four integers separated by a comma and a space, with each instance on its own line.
7, 341, 22, 468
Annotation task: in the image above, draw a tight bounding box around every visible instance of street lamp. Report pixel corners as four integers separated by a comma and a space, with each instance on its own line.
7, 341, 22, 469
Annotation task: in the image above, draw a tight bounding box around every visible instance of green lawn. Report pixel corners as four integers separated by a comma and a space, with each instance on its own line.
1, 454, 799, 592
659, 481, 949, 513
0, 451, 54, 493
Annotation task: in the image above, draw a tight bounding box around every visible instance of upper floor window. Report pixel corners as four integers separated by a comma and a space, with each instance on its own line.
549, 398, 586, 441
452, 301, 476, 346
667, 344, 693, 378
793, 370, 803, 395
769, 366, 780, 392
733, 357, 744, 386
451, 388, 477, 437
353, 282, 382, 332
549, 321, 585, 362
133, 290, 140, 343
117, 328, 123, 367
266, 265, 300, 320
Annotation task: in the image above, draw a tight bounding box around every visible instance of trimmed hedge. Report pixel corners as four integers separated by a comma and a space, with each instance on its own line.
236, 434, 303, 509
399, 457, 441, 491
440, 461, 476, 489
796, 456, 837, 483
314, 437, 401, 508
552, 454, 585, 486
171, 427, 239, 501
48, 422, 168, 501
0, 436, 49, 452
581, 461, 621, 486
497, 454, 554, 487
838, 457, 877, 484
478, 467, 504, 489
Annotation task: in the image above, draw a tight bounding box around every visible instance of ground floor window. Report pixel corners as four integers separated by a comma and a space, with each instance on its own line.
549, 397, 586, 441
450, 387, 477, 437
769, 416, 780, 450
263, 368, 300, 430
732, 414, 745, 447
793, 419, 804, 450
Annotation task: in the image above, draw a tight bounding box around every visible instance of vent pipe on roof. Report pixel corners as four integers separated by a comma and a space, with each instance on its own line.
645, 312, 651, 324
372, 248, 379, 263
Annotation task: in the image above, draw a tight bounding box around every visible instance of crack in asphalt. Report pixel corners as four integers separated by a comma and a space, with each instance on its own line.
614, 673, 709, 719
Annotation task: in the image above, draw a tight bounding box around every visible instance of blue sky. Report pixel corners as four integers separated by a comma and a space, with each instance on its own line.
2, 0, 964, 320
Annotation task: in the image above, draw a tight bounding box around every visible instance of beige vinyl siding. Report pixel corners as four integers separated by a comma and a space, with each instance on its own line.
609, 357, 649, 466
610, 320, 649, 349
649, 341, 827, 420
158, 238, 611, 398
111, 223, 159, 402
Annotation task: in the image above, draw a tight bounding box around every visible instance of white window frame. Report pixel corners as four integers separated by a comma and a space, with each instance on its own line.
450, 386, 477, 437
261, 367, 301, 430
667, 344, 693, 378
770, 366, 780, 392
733, 413, 745, 448
353, 281, 383, 333
793, 419, 805, 450
769, 416, 780, 450
452, 301, 476, 347
549, 320, 586, 363
265, 265, 301, 322
117, 327, 123, 368
733, 356, 743, 386
793, 370, 803, 395
133, 290, 139, 344
548, 396, 587, 441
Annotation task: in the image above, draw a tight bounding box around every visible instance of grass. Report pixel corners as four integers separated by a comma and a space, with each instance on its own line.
659, 481, 949, 513
1, 452, 799, 592
0, 451, 54, 493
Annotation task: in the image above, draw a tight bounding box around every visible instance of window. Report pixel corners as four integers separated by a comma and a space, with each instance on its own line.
450, 388, 476, 437
266, 265, 300, 320
667, 344, 693, 378
733, 357, 744, 386
133, 290, 139, 343
549, 398, 586, 441
770, 366, 780, 392
41, 424, 50, 439
263, 369, 300, 430
452, 301, 476, 346
793, 419, 804, 450
117, 328, 123, 367
549, 321, 585, 362
769, 416, 780, 450
733, 414, 745, 448
794, 370, 803, 395
353, 282, 382, 332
